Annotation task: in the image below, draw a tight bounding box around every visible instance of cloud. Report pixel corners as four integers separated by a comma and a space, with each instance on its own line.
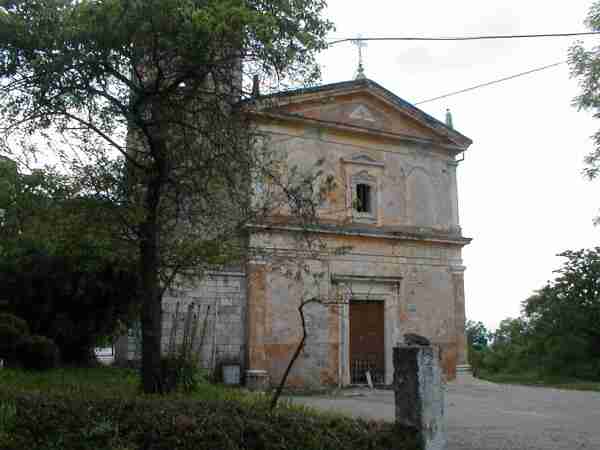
393, 6, 523, 72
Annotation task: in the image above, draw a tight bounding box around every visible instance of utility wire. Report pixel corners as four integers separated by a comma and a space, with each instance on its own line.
414, 61, 565, 105
328, 32, 600, 46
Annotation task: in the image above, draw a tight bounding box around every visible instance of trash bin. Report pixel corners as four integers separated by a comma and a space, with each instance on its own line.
222, 363, 241, 385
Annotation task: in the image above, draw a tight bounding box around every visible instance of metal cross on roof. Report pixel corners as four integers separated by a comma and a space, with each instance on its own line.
351, 36, 367, 79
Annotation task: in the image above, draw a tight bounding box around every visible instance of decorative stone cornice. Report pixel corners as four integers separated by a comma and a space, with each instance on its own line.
252, 111, 468, 154
341, 156, 385, 168
247, 224, 472, 247
331, 273, 403, 285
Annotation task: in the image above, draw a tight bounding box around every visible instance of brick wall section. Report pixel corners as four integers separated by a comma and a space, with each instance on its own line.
161, 271, 246, 371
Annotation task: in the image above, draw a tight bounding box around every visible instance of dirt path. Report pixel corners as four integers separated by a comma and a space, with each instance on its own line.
290, 377, 600, 449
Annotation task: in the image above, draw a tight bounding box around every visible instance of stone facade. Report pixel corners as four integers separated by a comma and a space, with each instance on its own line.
239, 79, 472, 386
119, 78, 472, 387
245, 231, 467, 386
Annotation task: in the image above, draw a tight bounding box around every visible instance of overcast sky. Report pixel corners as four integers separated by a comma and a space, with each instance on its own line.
317, 0, 600, 330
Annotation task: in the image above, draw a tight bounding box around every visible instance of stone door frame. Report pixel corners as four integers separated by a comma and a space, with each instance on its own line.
331, 273, 403, 386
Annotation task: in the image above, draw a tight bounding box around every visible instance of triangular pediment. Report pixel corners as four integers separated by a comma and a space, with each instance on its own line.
250, 79, 472, 150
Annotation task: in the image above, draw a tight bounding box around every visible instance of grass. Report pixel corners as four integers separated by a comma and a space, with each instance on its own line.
0, 365, 397, 426
0, 366, 139, 396
0, 365, 277, 405
478, 370, 600, 392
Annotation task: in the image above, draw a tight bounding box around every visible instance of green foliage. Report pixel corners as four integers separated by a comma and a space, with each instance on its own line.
0, 324, 21, 364
0, 367, 139, 397
522, 248, 600, 378
466, 320, 489, 350
0, 313, 30, 366
0, 368, 418, 450
569, 2, 600, 221
478, 371, 600, 392
475, 247, 600, 381
159, 355, 206, 394
0, 401, 17, 433
483, 317, 534, 374
17, 335, 60, 371
0, 249, 139, 365
466, 320, 491, 376
569, 2, 600, 178
0, 164, 138, 365
0, 164, 131, 264
467, 348, 484, 377
159, 302, 210, 393
0, 400, 17, 449
0, 313, 29, 336
0, 0, 334, 393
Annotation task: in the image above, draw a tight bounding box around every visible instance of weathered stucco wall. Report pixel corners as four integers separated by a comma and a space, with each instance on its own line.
247, 230, 466, 386
244, 96, 469, 386
256, 97, 462, 233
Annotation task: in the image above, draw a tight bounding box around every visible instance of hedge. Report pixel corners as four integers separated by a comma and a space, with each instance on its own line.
17, 335, 60, 371
0, 389, 418, 450
0, 314, 29, 336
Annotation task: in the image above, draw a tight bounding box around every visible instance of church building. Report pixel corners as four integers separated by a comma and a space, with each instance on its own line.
117, 75, 473, 388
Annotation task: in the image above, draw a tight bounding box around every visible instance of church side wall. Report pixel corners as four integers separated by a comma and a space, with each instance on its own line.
161, 271, 247, 373
116, 272, 247, 377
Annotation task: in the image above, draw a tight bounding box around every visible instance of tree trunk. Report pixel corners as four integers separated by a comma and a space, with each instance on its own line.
137, 89, 169, 393
270, 299, 312, 410
139, 209, 163, 393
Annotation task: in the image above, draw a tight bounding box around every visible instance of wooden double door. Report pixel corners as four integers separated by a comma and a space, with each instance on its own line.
349, 301, 385, 384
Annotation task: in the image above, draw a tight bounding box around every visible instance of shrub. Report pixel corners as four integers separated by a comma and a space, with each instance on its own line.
0, 324, 22, 365
0, 387, 419, 450
18, 335, 60, 370
160, 356, 203, 393
0, 252, 139, 365
0, 313, 29, 335
468, 348, 485, 378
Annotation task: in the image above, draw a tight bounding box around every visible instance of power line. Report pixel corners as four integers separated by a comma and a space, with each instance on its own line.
414, 61, 566, 105
328, 32, 600, 46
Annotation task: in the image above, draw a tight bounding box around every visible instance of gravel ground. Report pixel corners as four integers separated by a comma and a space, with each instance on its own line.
289, 376, 600, 449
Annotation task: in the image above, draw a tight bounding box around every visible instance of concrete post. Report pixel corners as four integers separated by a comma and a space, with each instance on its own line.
113, 335, 130, 366
393, 345, 446, 450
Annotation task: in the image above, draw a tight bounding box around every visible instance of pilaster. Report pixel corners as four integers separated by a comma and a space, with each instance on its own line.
246, 261, 269, 371
450, 265, 467, 368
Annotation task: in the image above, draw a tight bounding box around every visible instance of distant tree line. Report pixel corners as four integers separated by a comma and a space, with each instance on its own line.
467, 247, 600, 381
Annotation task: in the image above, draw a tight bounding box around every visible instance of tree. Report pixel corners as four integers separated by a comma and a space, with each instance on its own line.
570, 1, 600, 223
267, 235, 346, 410
476, 248, 600, 378
0, 163, 139, 364
522, 248, 600, 378
0, 0, 333, 392
0, 250, 139, 364
479, 317, 531, 374
465, 320, 489, 351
